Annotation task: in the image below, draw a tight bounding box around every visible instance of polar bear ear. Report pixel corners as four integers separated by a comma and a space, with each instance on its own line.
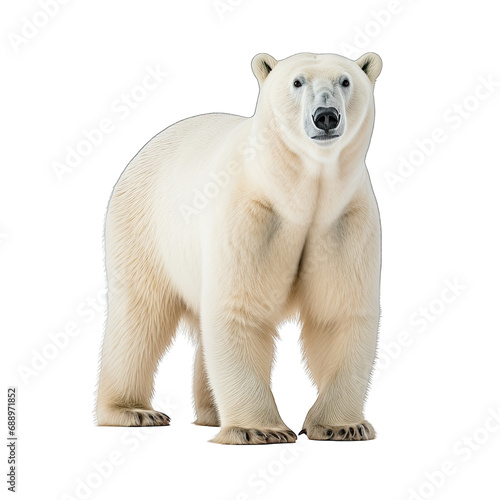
356, 52, 383, 84
252, 53, 278, 85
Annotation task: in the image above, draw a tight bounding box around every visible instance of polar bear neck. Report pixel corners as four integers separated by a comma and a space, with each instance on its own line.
243, 106, 374, 227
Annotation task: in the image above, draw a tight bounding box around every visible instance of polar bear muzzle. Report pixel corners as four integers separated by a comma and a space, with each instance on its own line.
312, 107, 341, 136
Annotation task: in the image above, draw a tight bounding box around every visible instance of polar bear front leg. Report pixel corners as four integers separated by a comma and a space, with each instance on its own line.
199, 200, 301, 445
299, 314, 378, 440
298, 200, 381, 441
202, 306, 296, 444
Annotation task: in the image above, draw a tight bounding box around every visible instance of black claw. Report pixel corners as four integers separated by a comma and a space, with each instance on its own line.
137, 413, 144, 425
358, 425, 364, 436
326, 428, 334, 438
339, 429, 346, 437
257, 432, 268, 441
298, 429, 306, 436
286, 431, 297, 440
244, 431, 250, 442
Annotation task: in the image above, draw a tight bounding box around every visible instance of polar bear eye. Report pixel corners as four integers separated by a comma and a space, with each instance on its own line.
341, 78, 350, 87
293, 80, 302, 88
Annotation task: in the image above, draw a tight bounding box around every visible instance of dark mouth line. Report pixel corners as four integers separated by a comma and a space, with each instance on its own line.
311, 135, 340, 140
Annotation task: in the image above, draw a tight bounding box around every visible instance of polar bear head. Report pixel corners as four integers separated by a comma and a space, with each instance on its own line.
251, 52, 382, 161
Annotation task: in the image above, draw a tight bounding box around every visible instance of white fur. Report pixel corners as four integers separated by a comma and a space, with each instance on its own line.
96, 52, 383, 444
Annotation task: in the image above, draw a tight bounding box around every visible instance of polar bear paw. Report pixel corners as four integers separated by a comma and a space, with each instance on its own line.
98, 407, 170, 427
211, 427, 297, 445
299, 420, 375, 441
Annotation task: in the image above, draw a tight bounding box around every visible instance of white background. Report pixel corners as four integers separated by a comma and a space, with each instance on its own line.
2, 0, 500, 499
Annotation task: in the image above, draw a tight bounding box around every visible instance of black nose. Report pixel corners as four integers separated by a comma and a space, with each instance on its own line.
313, 107, 341, 132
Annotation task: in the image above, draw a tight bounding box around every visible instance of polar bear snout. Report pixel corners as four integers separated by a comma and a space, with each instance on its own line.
310, 106, 344, 142
312, 107, 341, 133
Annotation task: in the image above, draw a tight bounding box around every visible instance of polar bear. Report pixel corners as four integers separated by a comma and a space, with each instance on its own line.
96, 51, 383, 444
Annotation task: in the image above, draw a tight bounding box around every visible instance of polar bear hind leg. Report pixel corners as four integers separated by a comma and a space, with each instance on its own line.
192, 341, 220, 427
96, 173, 185, 427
